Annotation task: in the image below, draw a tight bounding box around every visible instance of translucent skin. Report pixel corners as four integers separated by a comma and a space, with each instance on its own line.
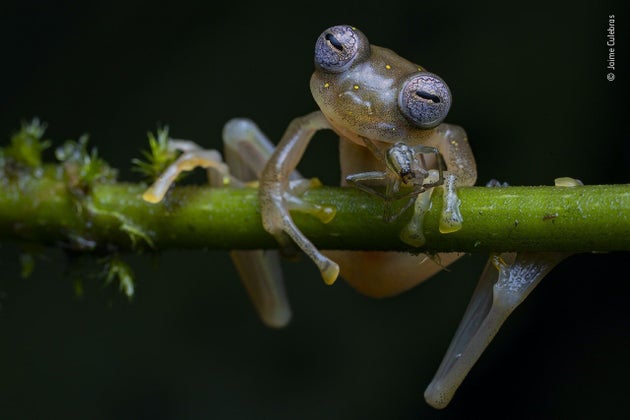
142, 25, 570, 409
311, 45, 433, 146
259, 25, 477, 296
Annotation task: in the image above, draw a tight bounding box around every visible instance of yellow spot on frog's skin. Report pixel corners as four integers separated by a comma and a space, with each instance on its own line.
353, 84, 359, 90
324, 82, 330, 88
385, 64, 391, 70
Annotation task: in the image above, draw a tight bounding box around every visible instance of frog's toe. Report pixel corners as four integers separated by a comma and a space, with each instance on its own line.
261, 197, 340, 285
142, 148, 229, 203
142, 160, 183, 203
439, 173, 463, 233
485, 178, 509, 187
286, 178, 336, 224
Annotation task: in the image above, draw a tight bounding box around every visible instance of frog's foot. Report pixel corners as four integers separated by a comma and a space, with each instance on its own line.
287, 178, 336, 224
260, 181, 339, 285
439, 173, 463, 233
424, 251, 569, 409
400, 170, 441, 247
142, 144, 233, 203
270, 178, 338, 284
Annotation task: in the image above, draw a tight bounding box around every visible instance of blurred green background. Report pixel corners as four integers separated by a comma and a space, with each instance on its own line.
1, 0, 628, 418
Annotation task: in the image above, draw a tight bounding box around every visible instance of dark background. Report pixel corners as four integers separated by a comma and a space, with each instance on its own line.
1, 0, 628, 418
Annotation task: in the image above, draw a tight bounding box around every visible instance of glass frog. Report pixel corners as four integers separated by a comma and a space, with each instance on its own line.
142, 25, 570, 409
144, 24, 476, 304
257, 25, 477, 296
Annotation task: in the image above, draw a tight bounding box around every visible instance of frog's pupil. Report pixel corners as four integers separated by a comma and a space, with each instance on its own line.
325, 33, 344, 51
415, 90, 441, 103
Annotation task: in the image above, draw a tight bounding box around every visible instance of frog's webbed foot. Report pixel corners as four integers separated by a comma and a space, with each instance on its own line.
407, 173, 491, 245
260, 111, 340, 285
400, 172, 462, 247
399, 169, 462, 247
287, 178, 336, 224
424, 251, 570, 409
261, 178, 340, 285
424, 177, 582, 408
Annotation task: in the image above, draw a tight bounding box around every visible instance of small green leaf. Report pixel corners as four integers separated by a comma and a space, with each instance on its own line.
4, 118, 50, 168
132, 126, 180, 181
104, 256, 135, 300
19, 253, 35, 279
73, 278, 84, 298
56, 135, 117, 188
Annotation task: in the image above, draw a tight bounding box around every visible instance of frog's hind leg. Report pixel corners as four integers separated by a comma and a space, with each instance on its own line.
229, 249, 290, 328
141, 121, 293, 328
424, 251, 569, 409
424, 176, 584, 407
222, 118, 295, 328
142, 141, 232, 203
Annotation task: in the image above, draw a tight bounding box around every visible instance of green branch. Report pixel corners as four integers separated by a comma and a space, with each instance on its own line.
1, 171, 629, 253
3, 120, 626, 299
1, 119, 629, 259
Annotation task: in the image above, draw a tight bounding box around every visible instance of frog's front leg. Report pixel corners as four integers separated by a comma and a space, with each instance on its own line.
425, 124, 477, 233
331, 143, 457, 297
259, 110, 340, 285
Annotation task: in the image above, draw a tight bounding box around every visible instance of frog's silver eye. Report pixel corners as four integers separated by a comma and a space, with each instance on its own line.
398, 72, 452, 128
314, 25, 369, 73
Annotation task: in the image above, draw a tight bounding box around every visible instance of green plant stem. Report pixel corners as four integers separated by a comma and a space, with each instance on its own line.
1, 172, 629, 253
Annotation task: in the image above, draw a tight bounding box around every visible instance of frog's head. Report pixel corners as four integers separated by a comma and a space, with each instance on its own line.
310, 25, 452, 145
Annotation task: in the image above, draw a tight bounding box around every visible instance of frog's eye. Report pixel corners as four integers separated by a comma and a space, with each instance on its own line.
399, 73, 452, 128
314, 25, 369, 73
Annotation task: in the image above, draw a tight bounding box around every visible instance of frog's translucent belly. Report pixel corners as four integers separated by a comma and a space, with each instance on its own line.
324, 250, 463, 297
